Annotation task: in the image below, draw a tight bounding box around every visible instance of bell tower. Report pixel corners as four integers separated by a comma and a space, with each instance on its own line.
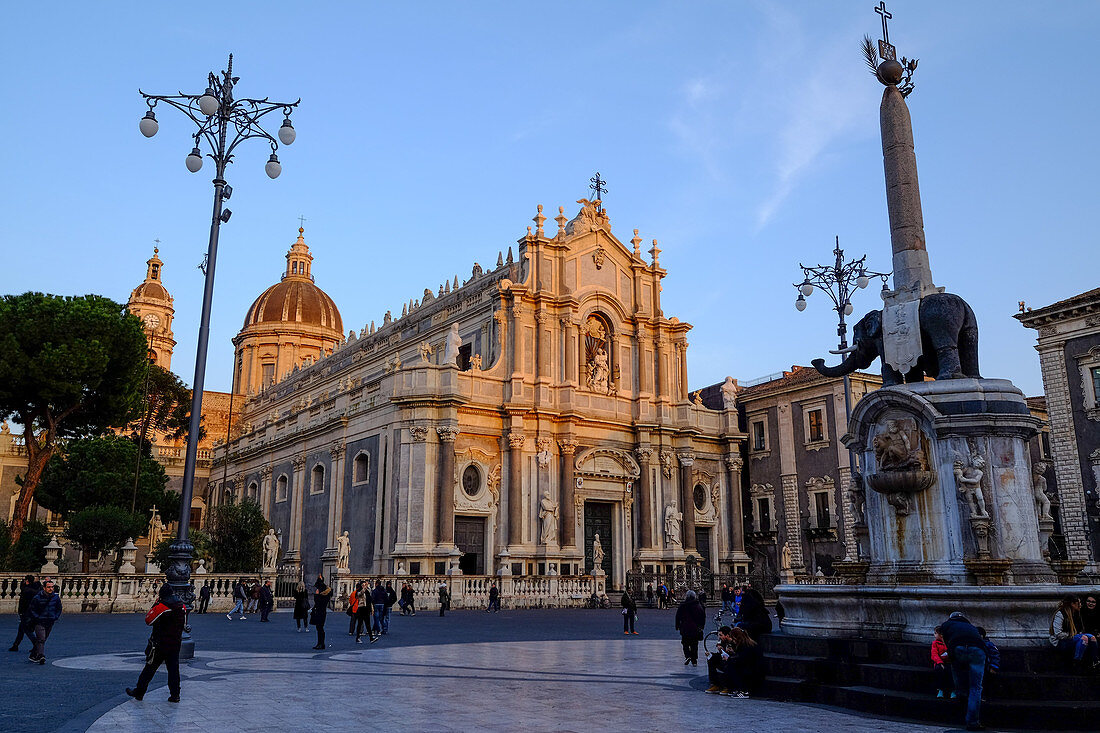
127, 247, 176, 370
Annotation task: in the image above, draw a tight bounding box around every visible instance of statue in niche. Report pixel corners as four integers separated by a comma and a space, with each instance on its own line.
848, 471, 866, 525
336, 530, 351, 570
953, 447, 990, 519
583, 316, 612, 395
262, 528, 280, 569
664, 503, 683, 547
591, 533, 605, 569
660, 451, 674, 479
539, 491, 558, 544
873, 419, 924, 471
1032, 460, 1053, 521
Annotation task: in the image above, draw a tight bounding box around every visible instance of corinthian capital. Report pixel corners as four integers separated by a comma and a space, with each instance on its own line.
634, 446, 653, 464
724, 454, 743, 472
558, 439, 578, 455
507, 432, 526, 450
330, 442, 345, 460
410, 425, 429, 443
677, 451, 695, 467
436, 425, 459, 443
291, 455, 306, 470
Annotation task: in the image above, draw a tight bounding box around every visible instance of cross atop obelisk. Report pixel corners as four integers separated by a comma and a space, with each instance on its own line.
589, 172, 607, 213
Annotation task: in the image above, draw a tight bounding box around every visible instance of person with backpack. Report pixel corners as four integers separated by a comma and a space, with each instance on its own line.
126, 583, 187, 703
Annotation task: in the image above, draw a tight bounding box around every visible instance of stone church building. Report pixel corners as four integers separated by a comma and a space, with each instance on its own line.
213, 200, 749, 588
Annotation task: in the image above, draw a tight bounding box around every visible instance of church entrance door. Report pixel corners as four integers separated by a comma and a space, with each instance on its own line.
584, 501, 613, 576
454, 516, 486, 575
694, 527, 712, 569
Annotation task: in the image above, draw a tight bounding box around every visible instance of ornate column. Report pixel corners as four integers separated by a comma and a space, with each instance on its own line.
724, 454, 746, 561
327, 442, 345, 548
677, 342, 689, 401
507, 431, 526, 547
634, 446, 654, 549
559, 439, 578, 547
287, 454, 306, 562
678, 451, 697, 552
436, 426, 459, 546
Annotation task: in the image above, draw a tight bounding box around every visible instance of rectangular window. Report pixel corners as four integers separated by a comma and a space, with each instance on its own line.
756, 498, 772, 532
813, 492, 831, 529
458, 343, 472, 370
808, 409, 824, 442
1093, 367, 1100, 404
1040, 431, 1051, 459
752, 421, 766, 451
262, 363, 275, 387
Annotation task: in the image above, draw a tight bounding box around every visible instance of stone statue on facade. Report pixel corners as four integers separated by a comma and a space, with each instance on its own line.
1032, 460, 1053, 521
336, 530, 351, 570
262, 528, 280, 569
443, 323, 462, 365
418, 341, 433, 363
470, 353, 482, 370
664, 503, 683, 547
873, 420, 922, 471
539, 492, 558, 545
953, 449, 990, 519
591, 533, 605, 569
147, 507, 164, 550
692, 391, 704, 407
721, 377, 737, 411
586, 347, 610, 394
780, 541, 792, 571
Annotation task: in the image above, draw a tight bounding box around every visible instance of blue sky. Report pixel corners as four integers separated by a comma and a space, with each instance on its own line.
3, 1, 1096, 397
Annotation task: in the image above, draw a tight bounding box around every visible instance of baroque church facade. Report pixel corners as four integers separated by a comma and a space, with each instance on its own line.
212, 200, 749, 588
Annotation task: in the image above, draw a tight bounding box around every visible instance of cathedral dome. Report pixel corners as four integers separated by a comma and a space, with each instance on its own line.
242, 228, 343, 333
132, 280, 170, 300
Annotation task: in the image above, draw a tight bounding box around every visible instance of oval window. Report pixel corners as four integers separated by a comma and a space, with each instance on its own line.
693, 484, 707, 511
462, 465, 481, 497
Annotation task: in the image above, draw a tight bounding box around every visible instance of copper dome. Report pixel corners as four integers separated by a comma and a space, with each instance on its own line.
132, 281, 170, 301
243, 278, 343, 332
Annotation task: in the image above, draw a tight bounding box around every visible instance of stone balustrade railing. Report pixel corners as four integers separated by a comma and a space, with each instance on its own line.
1, 572, 599, 614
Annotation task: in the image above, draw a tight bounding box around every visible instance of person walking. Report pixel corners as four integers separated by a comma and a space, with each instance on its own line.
246, 580, 260, 614
258, 580, 274, 622
310, 576, 332, 650
384, 581, 397, 632
292, 581, 310, 632
438, 583, 450, 617
9, 574, 40, 652
227, 579, 247, 620
675, 590, 706, 667
371, 580, 388, 634
126, 583, 186, 703
196, 582, 211, 614
487, 583, 500, 613
401, 582, 416, 616
941, 611, 987, 731
26, 578, 61, 665
355, 582, 377, 644
347, 582, 361, 636
621, 590, 638, 635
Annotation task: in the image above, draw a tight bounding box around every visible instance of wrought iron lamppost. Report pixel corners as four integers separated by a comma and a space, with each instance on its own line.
794, 237, 889, 550
138, 54, 299, 658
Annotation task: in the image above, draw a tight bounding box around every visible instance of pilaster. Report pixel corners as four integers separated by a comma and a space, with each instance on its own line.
436, 425, 459, 546
559, 439, 578, 547
678, 451, 697, 553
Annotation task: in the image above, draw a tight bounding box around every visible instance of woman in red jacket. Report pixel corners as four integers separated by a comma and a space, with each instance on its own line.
126, 583, 187, 703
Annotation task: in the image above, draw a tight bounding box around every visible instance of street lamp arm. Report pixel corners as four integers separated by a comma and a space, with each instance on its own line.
222, 99, 298, 161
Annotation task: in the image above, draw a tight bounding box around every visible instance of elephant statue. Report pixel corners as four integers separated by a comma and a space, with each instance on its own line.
811, 292, 980, 386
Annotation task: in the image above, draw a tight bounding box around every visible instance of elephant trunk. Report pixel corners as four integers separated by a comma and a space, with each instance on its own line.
811, 350, 869, 378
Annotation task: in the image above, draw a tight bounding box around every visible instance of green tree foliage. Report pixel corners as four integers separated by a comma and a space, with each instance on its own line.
36, 435, 178, 521
208, 498, 269, 573
131, 363, 204, 445
0, 293, 146, 544
149, 529, 212, 570
64, 506, 145, 573
0, 519, 51, 571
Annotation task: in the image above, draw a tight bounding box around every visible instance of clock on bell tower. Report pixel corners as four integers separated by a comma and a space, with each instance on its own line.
127, 247, 176, 370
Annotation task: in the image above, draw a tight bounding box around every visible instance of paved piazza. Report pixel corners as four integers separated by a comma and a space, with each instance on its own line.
2, 610, 943, 732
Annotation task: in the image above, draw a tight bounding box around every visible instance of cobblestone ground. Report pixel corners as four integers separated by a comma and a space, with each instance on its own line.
1, 608, 945, 733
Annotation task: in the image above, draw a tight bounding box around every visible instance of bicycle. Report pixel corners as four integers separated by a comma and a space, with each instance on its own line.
703, 610, 728, 655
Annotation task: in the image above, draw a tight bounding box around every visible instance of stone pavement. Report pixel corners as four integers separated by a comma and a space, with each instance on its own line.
0, 609, 952, 732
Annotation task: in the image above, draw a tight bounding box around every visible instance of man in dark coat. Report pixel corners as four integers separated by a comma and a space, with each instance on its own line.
27, 578, 62, 664
258, 581, 275, 622
941, 611, 987, 731
675, 590, 706, 666
126, 583, 187, 702
487, 583, 500, 613
310, 576, 332, 650
9, 574, 40, 652
383, 581, 397, 632
734, 584, 772, 641
371, 580, 388, 634
621, 590, 638, 634
196, 582, 211, 614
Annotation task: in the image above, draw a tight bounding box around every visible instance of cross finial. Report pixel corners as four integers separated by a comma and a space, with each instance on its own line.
152, 238, 160, 254
589, 172, 607, 212
298, 214, 307, 229
875, 2, 892, 45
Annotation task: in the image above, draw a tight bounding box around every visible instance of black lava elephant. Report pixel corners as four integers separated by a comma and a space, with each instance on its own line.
811, 292, 980, 386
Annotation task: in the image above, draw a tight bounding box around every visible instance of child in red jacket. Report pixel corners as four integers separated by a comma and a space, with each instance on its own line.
931, 626, 955, 698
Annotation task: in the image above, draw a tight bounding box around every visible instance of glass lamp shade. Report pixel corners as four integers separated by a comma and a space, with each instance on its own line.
185, 147, 203, 173
800, 282, 814, 297
139, 111, 158, 138
278, 119, 296, 145
265, 153, 282, 179
856, 274, 870, 289
795, 295, 807, 311
198, 89, 219, 117
843, 302, 854, 316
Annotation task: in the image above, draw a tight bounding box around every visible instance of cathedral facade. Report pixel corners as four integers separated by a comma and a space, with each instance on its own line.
213, 200, 748, 588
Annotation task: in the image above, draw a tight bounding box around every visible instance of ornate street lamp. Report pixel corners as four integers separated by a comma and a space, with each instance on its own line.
794, 237, 889, 546
139, 54, 299, 658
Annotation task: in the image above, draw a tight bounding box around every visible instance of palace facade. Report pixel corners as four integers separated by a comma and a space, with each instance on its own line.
212, 200, 749, 588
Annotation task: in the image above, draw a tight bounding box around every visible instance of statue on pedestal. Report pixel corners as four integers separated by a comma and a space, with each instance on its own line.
591, 533, 605, 570
1032, 461, 1053, 521
336, 530, 351, 570
953, 448, 989, 519
539, 492, 558, 544
443, 323, 462, 365
262, 528, 280, 569
664, 503, 683, 548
